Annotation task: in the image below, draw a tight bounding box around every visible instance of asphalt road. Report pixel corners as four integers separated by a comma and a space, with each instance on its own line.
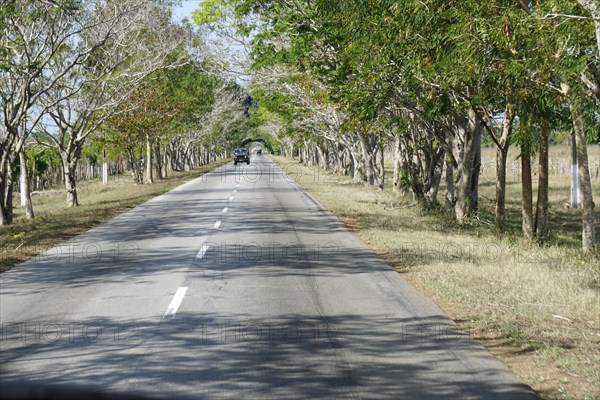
0, 155, 538, 399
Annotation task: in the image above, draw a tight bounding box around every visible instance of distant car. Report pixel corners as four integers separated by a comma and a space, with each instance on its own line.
256, 149, 262, 155
234, 147, 250, 165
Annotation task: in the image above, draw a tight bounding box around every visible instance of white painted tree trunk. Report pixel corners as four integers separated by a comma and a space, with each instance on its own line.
570, 131, 580, 209
102, 162, 108, 185
19, 149, 34, 218
570, 103, 597, 253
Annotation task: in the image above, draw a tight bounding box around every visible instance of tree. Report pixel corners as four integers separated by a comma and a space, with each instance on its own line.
539, 0, 598, 252
104, 62, 222, 182
1, 0, 111, 223
35, 1, 187, 206
194, 0, 598, 251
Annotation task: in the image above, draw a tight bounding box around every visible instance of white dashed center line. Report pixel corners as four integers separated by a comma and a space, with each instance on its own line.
229, 196, 234, 201
196, 245, 210, 259
163, 287, 187, 319
222, 207, 228, 213
233, 189, 237, 193
214, 220, 222, 229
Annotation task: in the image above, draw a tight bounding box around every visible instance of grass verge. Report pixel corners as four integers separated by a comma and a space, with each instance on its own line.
272, 155, 600, 400
1, 159, 229, 272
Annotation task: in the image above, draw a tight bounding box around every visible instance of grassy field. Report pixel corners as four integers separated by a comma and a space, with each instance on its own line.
0, 159, 229, 272
272, 144, 599, 400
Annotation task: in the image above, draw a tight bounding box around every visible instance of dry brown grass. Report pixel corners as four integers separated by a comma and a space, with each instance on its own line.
272, 146, 599, 400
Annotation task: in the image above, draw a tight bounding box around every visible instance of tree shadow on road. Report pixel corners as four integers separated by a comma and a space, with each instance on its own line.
1, 313, 538, 400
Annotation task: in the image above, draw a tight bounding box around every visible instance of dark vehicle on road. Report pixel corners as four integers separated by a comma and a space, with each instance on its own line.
234, 147, 250, 165
256, 148, 262, 155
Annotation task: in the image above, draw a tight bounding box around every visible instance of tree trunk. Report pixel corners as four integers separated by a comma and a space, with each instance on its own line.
425, 149, 444, 206
535, 118, 549, 241
0, 180, 9, 226
496, 145, 509, 228
521, 140, 534, 241
183, 143, 192, 172
392, 137, 404, 195
445, 155, 455, 206
155, 142, 163, 179
359, 134, 375, 185
63, 159, 79, 207
0, 151, 14, 225
146, 134, 153, 184
0, 162, 7, 226
3, 158, 15, 224
454, 109, 481, 223
19, 148, 34, 219
102, 161, 108, 185
570, 129, 580, 208
312, 144, 319, 166
489, 102, 515, 228
377, 143, 385, 190
469, 132, 481, 213
347, 151, 355, 179
351, 149, 364, 183
570, 102, 597, 253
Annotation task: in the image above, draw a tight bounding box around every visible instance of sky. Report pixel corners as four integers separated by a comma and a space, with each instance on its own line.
171, 1, 202, 23
171, 1, 251, 85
